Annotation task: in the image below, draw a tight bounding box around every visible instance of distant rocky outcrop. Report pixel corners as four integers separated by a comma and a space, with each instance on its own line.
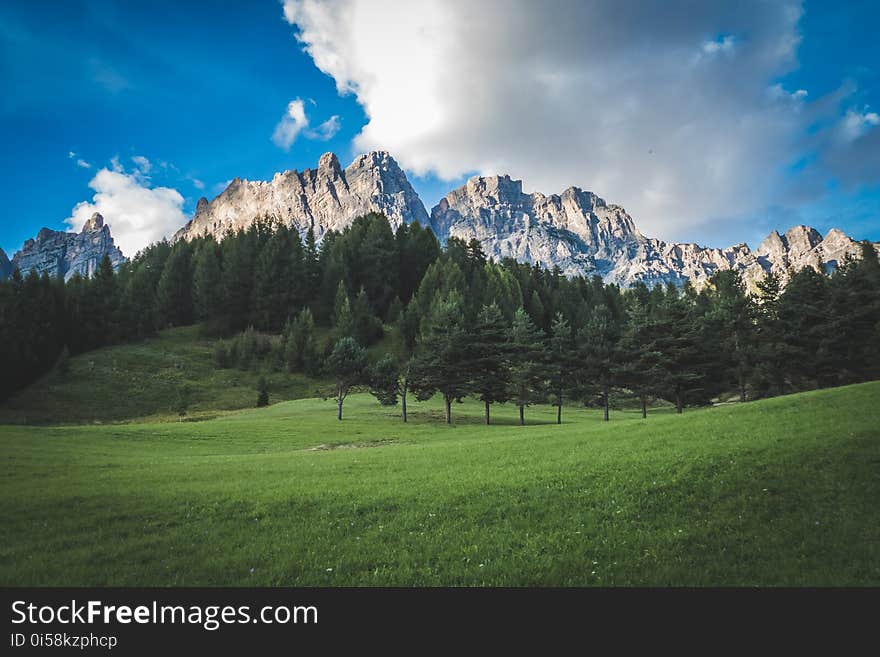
0, 247, 11, 280
427, 174, 876, 289
4, 213, 126, 281
173, 151, 429, 243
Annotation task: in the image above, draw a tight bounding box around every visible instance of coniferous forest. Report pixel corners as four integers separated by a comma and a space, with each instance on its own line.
1, 212, 879, 422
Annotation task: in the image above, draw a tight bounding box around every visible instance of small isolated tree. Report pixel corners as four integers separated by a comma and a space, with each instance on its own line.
369, 354, 410, 421
256, 376, 269, 407
508, 307, 546, 426
326, 337, 368, 420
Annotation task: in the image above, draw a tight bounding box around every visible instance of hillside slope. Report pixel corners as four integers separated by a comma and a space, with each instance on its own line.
1, 382, 878, 586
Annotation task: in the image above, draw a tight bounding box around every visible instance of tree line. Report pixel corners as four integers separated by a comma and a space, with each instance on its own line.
1, 212, 878, 422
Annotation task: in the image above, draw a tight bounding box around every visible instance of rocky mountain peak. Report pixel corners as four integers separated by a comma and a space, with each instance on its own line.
174, 151, 428, 244
82, 212, 105, 232
4, 220, 125, 282
783, 225, 823, 252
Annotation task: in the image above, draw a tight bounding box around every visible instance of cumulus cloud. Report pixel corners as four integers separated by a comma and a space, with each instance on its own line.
308, 115, 341, 141
283, 0, 821, 242
272, 98, 309, 149
66, 165, 186, 257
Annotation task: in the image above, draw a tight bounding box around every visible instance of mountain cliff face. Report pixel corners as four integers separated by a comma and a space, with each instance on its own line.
5, 213, 125, 282
174, 151, 429, 243
428, 174, 875, 288
0, 248, 11, 279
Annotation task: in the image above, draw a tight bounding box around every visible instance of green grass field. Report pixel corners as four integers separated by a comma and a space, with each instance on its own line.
1, 381, 878, 586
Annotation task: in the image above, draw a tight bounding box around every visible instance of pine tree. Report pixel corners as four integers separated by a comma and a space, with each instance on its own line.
644, 288, 702, 413
751, 271, 786, 396
192, 239, 222, 323
508, 307, 546, 425
326, 337, 368, 421
410, 292, 471, 424
469, 303, 511, 424
156, 245, 193, 328
351, 286, 384, 346
256, 376, 269, 407
368, 354, 409, 421
304, 226, 321, 293
577, 304, 620, 422
333, 280, 353, 339
618, 289, 655, 418
252, 225, 303, 332
283, 307, 317, 373
548, 313, 576, 424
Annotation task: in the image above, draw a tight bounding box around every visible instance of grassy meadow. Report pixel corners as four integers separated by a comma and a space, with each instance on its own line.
1, 380, 878, 586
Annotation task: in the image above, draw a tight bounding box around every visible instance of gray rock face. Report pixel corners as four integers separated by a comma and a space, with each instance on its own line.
7, 213, 126, 281
174, 151, 429, 243
429, 174, 875, 289
0, 248, 11, 280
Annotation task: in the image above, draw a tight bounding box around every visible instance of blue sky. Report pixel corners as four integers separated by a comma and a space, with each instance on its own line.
1, 0, 878, 257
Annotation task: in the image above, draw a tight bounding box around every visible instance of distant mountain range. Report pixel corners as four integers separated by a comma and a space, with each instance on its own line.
4, 151, 877, 287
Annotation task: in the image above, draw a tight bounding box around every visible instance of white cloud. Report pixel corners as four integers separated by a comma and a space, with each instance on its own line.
191, 178, 205, 190
76, 158, 92, 169
283, 0, 813, 242
272, 98, 309, 150
839, 109, 880, 143
701, 34, 736, 57
66, 165, 186, 257
308, 115, 341, 141
68, 151, 76, 159
131, 155, 152, 174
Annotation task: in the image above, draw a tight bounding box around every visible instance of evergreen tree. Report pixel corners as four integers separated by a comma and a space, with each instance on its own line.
644, 287, 702, 413
156, 245, 193, 328
548, 313, 576, 424
751, 271, 787, 397
333, 280, 353, 339
508, 307, 546, 425
326, 337, 368, 420
351, 286, 384, 346
256, 376, 269, 407
577, 304, 620, 422
702, 270, 756, 401
618, 288, 655, 418
410, 292, 471, 424
252, 225, 303, 331
283, 307, 318, 373
192, 239, 222, 324
303, 226, 321, 293
469, 303, 511, 424
220, 230, 256, 332
368, 354, 410, 421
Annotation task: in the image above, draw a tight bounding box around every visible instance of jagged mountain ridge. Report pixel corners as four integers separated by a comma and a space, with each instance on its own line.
5, 213, 125, 282
173, 151, 429, 243
5, 151, 875, 287
174, 151, 874, 288
429, 173, 876, 288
